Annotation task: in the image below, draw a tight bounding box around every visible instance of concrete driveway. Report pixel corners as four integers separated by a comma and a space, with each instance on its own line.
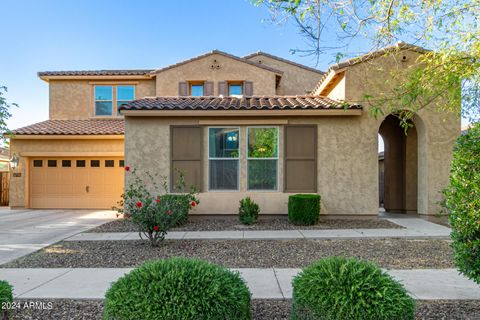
0, 208, 116, 265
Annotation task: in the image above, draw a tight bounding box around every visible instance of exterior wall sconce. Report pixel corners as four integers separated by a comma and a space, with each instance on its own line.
10, 154, 19, 170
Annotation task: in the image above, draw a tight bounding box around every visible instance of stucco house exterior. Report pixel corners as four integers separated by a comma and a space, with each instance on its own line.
8, 43, 460, 215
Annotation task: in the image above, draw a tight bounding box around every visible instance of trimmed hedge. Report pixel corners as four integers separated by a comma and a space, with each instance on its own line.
0, 280, 13, 319
239, 197, 260, 225
292, 257, 415, 320
103, 257, 251, 320
288, 194, 320, 225
444, 122, 480, 284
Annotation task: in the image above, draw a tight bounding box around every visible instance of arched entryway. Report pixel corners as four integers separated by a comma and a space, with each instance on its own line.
378, 114, 418, 214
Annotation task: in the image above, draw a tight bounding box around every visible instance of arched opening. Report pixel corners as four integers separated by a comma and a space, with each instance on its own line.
378, 114, 418, 214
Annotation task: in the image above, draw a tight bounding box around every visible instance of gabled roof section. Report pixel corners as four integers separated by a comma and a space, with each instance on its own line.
10, 119, 124, 135
119, 95, 360, 111
151, 50, 284, 75
313, 41, 429, 94
244, 51, 324, 74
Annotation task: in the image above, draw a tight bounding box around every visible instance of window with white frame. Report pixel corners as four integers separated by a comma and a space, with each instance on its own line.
94, 86, 113, 116
116, 85, 135, 113
208, 128, 239, 190
94, 85, 134, 116
247, 127, 278, 190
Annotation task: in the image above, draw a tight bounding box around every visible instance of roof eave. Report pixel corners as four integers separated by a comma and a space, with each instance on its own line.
38, 74, 155, 82
119, 109, 362, 117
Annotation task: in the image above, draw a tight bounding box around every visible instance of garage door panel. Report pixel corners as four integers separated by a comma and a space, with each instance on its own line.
30, 157, 124, 209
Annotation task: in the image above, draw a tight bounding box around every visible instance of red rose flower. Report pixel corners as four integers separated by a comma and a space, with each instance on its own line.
191, 201, 197, 207
136, 201, 142, 208
153, 225, 159, 231
116, 213, 119, 218
123, 213, 127, 219
155, 199, 161, 203
166, 210, 173, 216
124, 165, 130, 172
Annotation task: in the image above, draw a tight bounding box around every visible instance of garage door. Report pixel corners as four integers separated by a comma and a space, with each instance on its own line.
29, 157, 124, 209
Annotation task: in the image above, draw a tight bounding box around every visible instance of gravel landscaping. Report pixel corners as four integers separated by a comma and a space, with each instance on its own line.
1, 238, 453, 269
8, 299, 480, 320
87, 215, 403, 232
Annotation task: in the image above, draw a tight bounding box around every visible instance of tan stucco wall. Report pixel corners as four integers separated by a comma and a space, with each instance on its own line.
245, 55, 323, 95
49, 79, 155, 119
154, 54, 277, 96
125, 115, 380, 215
9, 138, 124, 207
323, 49, 460, 215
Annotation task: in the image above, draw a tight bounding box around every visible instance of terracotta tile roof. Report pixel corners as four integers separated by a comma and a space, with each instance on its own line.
151, 50, 284, 75
38, 70, 154, 77
243, 51, 324, 74
11, 119, 124, 135
119, 96, 361, 111
313, 41, 429, 93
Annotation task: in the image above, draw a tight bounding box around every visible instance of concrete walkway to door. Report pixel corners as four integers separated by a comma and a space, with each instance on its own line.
0, 209, 116, 264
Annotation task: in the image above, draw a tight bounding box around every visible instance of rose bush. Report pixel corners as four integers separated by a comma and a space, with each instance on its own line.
114, 167, 198, 247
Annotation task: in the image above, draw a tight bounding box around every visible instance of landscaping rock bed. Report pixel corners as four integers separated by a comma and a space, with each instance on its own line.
9, 299, 480, 320
87, 216, 403, 233
2, 238, 453, 269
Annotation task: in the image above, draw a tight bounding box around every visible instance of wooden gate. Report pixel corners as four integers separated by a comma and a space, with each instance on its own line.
0, 172, 9, 206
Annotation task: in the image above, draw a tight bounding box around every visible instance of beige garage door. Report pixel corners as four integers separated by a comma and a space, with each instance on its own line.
29, 157, 124, 209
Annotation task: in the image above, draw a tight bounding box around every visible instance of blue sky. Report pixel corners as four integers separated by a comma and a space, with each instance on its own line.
1, 0, 347, 130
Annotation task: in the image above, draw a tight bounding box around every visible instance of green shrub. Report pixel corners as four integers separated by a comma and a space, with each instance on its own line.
288, 194, 320, 225
444, 122, 480, 284
291, 257, 415, 320
239, 197, 260, 225
0, 280, 13, 319
103, 258, 251, 320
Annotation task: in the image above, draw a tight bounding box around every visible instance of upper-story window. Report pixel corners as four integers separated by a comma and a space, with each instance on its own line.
190, 82, 204, 96
228, 82, 243, 96
95, 86, 113, 116
117, 86, 135, 110
94, 85, 134, 116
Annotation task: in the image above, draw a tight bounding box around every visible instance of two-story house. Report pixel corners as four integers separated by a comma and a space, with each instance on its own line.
9, 43, 460, 215
8, 50, 323, 210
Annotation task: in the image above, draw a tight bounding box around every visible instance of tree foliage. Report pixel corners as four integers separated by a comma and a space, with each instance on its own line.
254, 0, 480, 121
0, 86, 16, 140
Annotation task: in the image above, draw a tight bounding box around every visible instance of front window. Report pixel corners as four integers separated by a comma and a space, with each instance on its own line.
229, 82, 243, 96
208, 128, 239, 190
95, 86, 113, 116
117, 85, 135, 112
190, 83, 204, 96
95, 85, 134, 116
247, 127, 278, 190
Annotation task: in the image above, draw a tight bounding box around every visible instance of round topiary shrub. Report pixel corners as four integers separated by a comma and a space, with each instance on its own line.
103, 258, 251, 320
291, 257, 415, 320
288, 194, 320, 225
444, 122, 480, 284
0, 280, 13, 319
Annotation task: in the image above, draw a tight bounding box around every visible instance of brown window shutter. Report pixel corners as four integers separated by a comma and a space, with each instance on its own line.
284, 125, 317, 193
178, 82, 188, 96
244, 81, 253, 96
218, 81, 227, 96
205, 81, 214, 96
171, 126, 203, 192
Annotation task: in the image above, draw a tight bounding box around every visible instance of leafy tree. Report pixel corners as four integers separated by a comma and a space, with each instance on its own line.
444, 123, 480, 284
0, 86, 16, 141
254, 0, 480, 123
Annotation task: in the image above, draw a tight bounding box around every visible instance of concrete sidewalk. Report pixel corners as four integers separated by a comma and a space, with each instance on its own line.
66, 218, 451, 241
0, 267, 478, 300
